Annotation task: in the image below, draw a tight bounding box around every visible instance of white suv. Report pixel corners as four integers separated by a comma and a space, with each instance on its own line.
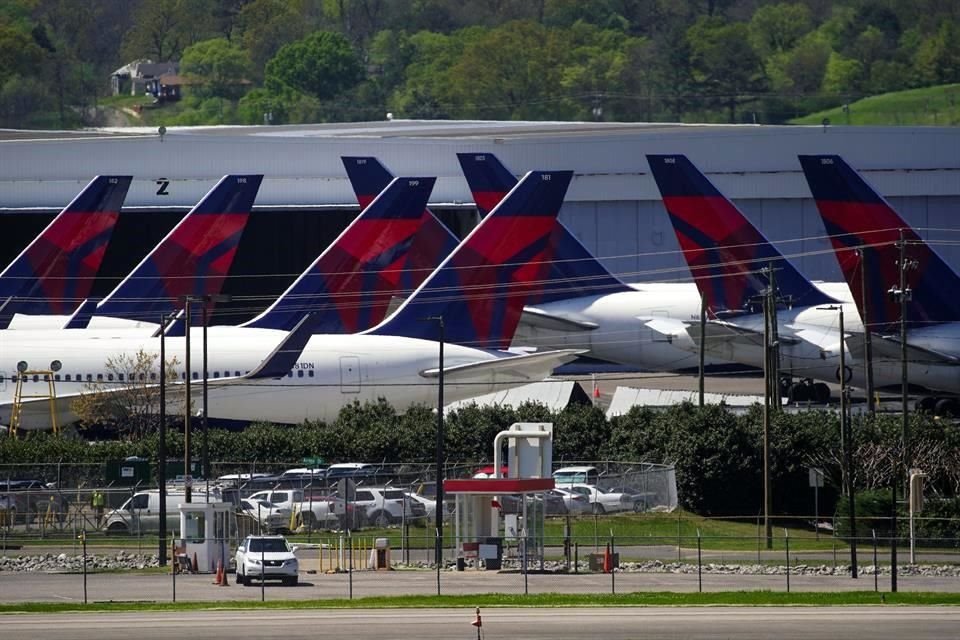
235, 535, 299, 586
352, 487, 426, 527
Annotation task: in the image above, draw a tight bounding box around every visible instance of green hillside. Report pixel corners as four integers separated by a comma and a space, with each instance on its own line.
791, 84, 960, 126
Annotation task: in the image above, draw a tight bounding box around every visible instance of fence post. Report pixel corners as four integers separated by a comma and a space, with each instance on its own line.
872, 529, 878, 593
610, 532, 615, 595
80, 531, 88, 605
574, 542, 579, 575
697, 528, 702, 593
348, 528, 353, 600
678, 510, 682, 563
784, 528, 790, 593
435, 528, 440, 597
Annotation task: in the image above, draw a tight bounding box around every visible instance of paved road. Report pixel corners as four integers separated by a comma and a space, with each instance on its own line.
1, 569, 957, 604
3, 607, 959, 640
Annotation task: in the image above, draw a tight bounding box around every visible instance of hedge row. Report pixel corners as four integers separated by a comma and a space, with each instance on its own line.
2, 400, 956, 517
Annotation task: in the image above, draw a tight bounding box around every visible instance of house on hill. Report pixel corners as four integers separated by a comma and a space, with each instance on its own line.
110, 60, 180, 99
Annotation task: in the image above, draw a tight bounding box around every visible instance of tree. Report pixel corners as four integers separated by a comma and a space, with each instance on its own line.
913, 20, 960, 85
235, 0, 309, 77
687, 17, 768, 122
181, 37, 251, 101
120, 0, 218, 62
72, 350, 181, 441
444, 20, 571, 119
264, 30, 363, 101
749, 2, 813, 58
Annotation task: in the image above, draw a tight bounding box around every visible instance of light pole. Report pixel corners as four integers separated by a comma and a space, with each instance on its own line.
423, 315, 445, 566
182, 293, 231, 501
821, 304, 857, 578
158, 311, 176, 567
183, 300, 192, 504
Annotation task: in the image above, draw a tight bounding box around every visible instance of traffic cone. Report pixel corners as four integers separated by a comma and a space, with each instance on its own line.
220, 562, 230, 587
592, 375, 600, 400
213, 560, 223, 585
603, 543, 611, 573
471, 607, 482, 629
191, 552, 199, 573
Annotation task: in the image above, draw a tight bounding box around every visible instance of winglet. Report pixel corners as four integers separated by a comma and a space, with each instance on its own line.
647, 154, 836, 314
799, 154, 960, 330
95, 175, 262, 324
246, 313, 318, 379
0, 175, 131, 316
368, 170, 572, 349
457, 152, 631, 303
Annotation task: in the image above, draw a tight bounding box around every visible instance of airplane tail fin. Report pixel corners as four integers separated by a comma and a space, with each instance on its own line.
457, 152, 630, 303
0, 175, 131, 316
62, 298, 101, 329
243, 176, 438, 333
799, 154, 960, 331
647, 154, 835, 315
94, 175, 262, 324
341, 156, 460, 291
368, 170, 573, 349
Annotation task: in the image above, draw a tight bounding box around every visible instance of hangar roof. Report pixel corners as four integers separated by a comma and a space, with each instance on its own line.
1, 120, 958, 209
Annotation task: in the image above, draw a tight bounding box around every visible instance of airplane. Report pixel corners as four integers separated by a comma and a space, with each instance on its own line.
455, 151, 737, 372
2, 175, 263, 334
0, 171, 582, 428
799, 154, 960, 413
1, 176, 132, 328
644, 153, 912, 402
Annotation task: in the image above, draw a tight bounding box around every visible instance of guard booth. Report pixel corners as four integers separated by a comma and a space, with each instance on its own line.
178, 502, 232, 573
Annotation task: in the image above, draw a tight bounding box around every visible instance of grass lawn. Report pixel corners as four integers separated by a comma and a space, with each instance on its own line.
791, 84, 960, 126
1, 591, 958, 614
285, 510, 843, 553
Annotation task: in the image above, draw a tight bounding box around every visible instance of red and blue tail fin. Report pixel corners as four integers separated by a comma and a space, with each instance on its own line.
647, 154, 835, 315
243, 176, 437, 333
341, 156, 460, 293
0, 175, 130, 319
368, 170, 572, 349
456, 152, 631, 303
799, 154, 960, 331
95, 175, 262, 324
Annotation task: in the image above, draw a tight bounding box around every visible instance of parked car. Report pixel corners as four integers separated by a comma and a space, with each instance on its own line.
548, 488, 591, 515
553, 466, 600, 487
239, 499, 289, 533
103, 489, 218, 535
291, 493, 350, 529
352, 487, 425, 527
404, 492, 437, 520
235, 535, 299, 586
565, 484, 632, 514
247, 489, 303, 515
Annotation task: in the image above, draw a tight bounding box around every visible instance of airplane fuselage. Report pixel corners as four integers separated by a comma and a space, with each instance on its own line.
0, 331, 556, 427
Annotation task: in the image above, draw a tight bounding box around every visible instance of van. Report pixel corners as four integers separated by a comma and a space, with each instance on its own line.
552, 466, 600, 487
104, 488, 219, 535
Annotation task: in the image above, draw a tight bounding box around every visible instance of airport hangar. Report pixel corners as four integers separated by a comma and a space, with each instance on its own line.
1, 121, 959, 325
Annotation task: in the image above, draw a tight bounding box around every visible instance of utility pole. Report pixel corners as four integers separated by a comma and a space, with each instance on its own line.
768, 265, 781, 409
890, 229, 915, 592
837, 305, 858, 578
859, 248, 875, 415
762, 265, 774, 550
698, 292, 706, 407
184, 301, 192, 504
158, 313, 170, 567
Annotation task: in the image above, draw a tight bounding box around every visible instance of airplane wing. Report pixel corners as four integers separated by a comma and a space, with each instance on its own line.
847, 334, 960, 365
420, 349, 586, 382
519, 308, 599, 332
644, 317, 801, 348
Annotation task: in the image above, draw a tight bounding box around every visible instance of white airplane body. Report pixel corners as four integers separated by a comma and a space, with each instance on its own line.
515, 281, 853, 372
0, 324, 578, 428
